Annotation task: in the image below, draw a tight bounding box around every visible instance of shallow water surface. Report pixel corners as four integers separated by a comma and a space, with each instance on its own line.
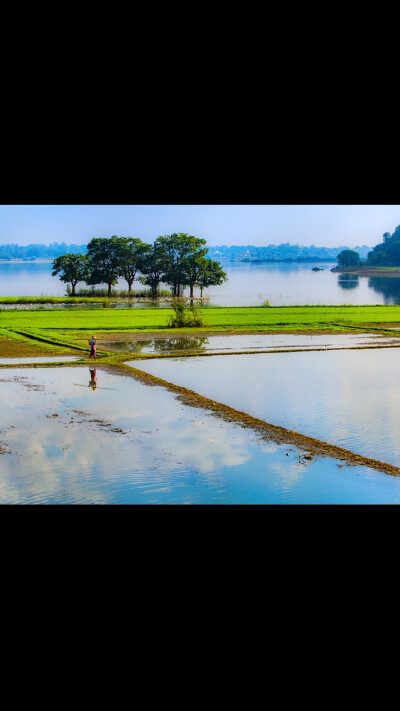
1, 365, 400, 504
0, 356, 79, 364
127, 347, 400, 469
103, 332, 400, 355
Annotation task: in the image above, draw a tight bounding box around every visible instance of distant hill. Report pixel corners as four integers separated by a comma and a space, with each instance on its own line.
0, 241, 372, 262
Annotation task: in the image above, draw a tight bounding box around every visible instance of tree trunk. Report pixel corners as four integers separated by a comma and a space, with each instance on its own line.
71, 282, 76, 296
128, 280, 133, 293
108, 283, 112, 298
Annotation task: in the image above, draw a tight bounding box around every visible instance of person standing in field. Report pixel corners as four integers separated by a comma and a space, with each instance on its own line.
88, 335, 97, 360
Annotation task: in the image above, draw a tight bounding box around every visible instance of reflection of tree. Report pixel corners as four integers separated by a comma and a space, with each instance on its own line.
154, 337, 209, 352
337, 273, 359, 290
103, 337, 210, 354
105, 340, 153, 353
368, 277, 400, 305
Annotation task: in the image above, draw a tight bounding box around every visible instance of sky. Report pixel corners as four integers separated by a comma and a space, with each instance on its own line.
1, 204, 400, 248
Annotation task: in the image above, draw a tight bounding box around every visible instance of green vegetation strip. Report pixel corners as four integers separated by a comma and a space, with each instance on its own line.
105, 362, 400, 477
2, 304, 400, 334
1, 327, 111, 358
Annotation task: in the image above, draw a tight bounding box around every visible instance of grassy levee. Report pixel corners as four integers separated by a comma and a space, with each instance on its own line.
2, 304, 400, 338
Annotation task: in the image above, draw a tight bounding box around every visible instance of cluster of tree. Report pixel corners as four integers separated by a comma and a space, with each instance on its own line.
335, 226, 400, 268
208, 243, 371, 262
0, 242, 86, 260
366, 226, 400, 266
51, 234, 228, 298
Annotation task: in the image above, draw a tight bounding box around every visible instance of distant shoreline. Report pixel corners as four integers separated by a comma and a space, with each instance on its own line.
332, 266, 400, 277
240, 258, 336, 264
0, 258, 52, 263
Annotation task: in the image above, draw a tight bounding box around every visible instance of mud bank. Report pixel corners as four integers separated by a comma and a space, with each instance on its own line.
104, 362, 400, 477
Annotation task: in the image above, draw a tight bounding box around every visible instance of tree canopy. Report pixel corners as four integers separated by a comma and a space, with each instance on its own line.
85, 236, 123, 297
367, 226, 400, 266
51, 253, 88, 295
51, 232, 228, 298
337, 249, 361, 267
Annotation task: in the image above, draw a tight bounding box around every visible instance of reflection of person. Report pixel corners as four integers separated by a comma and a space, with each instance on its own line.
88, 335, 97, 360
89, 368, 97, 390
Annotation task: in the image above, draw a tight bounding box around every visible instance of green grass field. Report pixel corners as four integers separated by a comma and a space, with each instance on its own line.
2, 304, 400, 361
2, 304, 400, 335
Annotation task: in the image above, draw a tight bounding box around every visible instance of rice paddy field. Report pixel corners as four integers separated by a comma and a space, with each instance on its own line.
1, 303, 400, 365
3, 302, 400, 503
2, 304, 400, 342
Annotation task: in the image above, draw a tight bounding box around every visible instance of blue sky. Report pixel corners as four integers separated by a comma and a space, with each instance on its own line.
1, 204, 400, 248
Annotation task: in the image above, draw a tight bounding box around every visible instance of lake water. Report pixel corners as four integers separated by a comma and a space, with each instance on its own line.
2, 259, 400, 305
2, 365, 400, 504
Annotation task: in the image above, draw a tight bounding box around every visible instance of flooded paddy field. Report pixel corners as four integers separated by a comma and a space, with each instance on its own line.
101, 331, 400, 356
127, 347, 400, 471
2, 363, 400, 503
0, 356, 80, 365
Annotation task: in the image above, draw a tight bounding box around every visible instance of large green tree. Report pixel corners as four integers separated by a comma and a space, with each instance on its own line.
117, 237, 152, 293
86, 236, 122, 297
337, 249, 361, 267
196, 259, 228, 298
154, 233, 208, 296
138, 242, 167, 298
51, 253, 88, 295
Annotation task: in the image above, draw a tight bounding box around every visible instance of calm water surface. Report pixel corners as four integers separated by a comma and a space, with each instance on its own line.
103, 332, 400, 355
127, 347, 400, 469
3, 260, 400, 305
0, 356, 79, 364
1, 365, 400, 504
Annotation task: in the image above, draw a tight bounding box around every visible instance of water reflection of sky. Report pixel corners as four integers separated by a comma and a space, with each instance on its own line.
103, 332, 400, 355
3, 365, 400, 504
0, 356, 79, 364
127, 348, 400, 469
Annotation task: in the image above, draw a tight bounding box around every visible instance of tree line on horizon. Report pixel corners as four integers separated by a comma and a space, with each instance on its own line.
51, 233, 228, 298
0, 241, 372, 262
